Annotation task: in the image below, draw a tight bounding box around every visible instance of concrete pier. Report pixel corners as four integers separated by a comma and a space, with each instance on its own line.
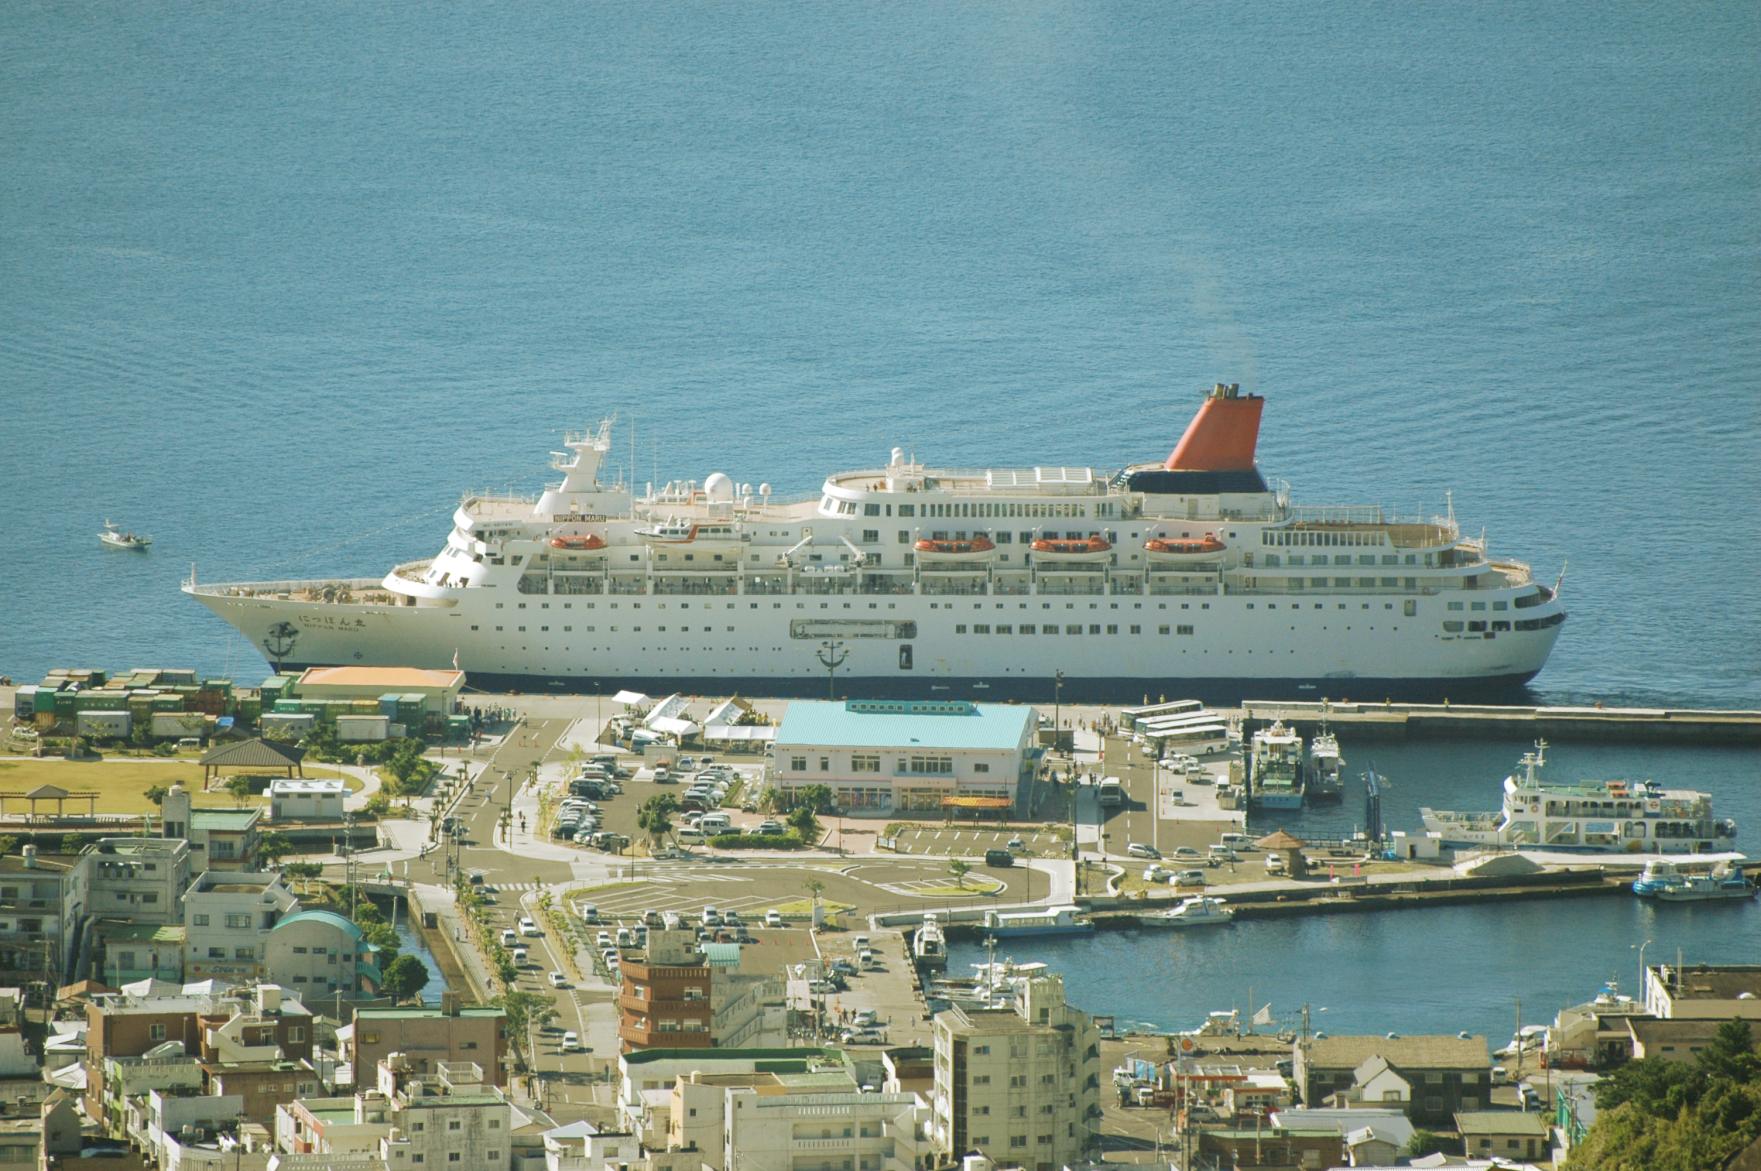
1236, 699, 1761, 744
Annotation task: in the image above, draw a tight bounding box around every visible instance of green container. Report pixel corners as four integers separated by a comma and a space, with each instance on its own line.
34, 689, 57, 714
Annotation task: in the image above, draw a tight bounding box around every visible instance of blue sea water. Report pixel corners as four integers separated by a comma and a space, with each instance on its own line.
2, 2, 1758, 1035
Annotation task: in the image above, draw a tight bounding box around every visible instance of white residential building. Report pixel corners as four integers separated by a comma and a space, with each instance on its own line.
268, 779, 347, 823
183, 871, 299, 984
931, 974, 1102, 1171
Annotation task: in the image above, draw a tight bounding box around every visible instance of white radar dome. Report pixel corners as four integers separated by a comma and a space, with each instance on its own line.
704, 472, 734, 502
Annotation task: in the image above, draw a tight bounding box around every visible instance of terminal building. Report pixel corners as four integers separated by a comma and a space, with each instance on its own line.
770, 699, 1036, 815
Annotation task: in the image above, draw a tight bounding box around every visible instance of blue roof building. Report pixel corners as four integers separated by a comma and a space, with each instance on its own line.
772, 700, 1034, 816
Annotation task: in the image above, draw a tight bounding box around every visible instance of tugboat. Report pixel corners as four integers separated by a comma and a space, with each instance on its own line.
912, 912, 949, 971
99, 520, 151, 551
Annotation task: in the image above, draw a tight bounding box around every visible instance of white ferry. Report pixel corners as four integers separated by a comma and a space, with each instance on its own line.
184, 384, 1567, 697
1420, 742, 1738, 854
980, 905, 1094, 939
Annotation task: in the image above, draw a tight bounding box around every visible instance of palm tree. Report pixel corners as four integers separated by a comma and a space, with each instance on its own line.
949, 859, 970, 890
637, 793, 679, 850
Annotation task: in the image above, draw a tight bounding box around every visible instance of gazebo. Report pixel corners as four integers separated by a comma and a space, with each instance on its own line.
1254, 828, 1309, 879
200, 738, 306, 787
0, 783, 100, 821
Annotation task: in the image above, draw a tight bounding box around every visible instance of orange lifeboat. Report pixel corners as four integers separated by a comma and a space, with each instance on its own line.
913, 535, 996, 564
1029, 534, 1113, 564
549, 534, 608, 552
1144, 533, 1226, 562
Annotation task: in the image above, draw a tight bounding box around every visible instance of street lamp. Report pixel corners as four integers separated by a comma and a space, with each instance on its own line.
1637, 938, 1654, 998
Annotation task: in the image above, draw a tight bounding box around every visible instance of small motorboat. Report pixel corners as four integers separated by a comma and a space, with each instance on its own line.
99, 520, 151, 551
1139, 896, 1235, 928
1029, 534, 1112, 564
548, 533, 608, 551
914, 535, 996, 564
1144, 533, 1226, 563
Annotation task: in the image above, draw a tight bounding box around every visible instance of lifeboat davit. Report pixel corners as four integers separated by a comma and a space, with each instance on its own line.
914, 535, 996, 564
1029, 534, 1113, 564
1144, 533, 1227, 563
549, 534, 608, 552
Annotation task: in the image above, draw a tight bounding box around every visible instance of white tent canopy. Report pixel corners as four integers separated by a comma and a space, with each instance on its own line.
648, 716, 700, 737
703, 724, 775, 742
612, 690, 649, 707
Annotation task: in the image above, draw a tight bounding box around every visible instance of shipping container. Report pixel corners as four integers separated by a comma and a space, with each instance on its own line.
336, 714, 390, 743
34, 687, 58, 714
261, 712, 317, 736
378, 693, 403, 718
13, 686, 37, 720
150, 711, 210, 739
76, 710, 132, 738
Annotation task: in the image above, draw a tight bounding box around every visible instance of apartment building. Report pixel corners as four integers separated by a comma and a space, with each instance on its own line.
348, 1004, 509, 1086
665, 1067, 929, 1171
619, 930, 713, 1052
931, 974, 1102, 1171
182, 870, 299, 984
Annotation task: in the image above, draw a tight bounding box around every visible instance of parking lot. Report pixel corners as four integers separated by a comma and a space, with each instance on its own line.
885, 823, 1070, 859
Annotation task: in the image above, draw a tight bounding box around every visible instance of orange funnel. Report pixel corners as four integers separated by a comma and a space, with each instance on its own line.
1165, 384, 1263, 471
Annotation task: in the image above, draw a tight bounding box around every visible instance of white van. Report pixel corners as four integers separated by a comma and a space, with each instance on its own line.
676, 826, 707, 844
698, 813, 732, 834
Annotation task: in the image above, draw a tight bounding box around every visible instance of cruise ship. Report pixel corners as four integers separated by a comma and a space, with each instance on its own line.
1420, 742, 1738, 854
184, 384, 1567, 697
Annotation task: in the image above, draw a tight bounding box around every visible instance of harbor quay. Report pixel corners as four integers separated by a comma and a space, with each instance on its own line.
0, 668, 1753, 1169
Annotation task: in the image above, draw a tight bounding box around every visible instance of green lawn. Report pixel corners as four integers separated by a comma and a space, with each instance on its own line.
0, 759, 355, 815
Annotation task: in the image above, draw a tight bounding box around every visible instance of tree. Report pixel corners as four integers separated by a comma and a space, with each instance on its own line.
144, 784, 169, 808
224, 774, 255, 807
796, 784, 835, 815
60, 833, 84, 856
380, 954, 429, 1004
787, 803, 821, 843
257, 832, 294, 868
283, 861, 323, 895
804, 877, 825, 910
0, 835, 17, 858
948, 859, 970, 889
637, 794, 679, 849
362, 792, 392, 818
492, 989, 558, 1054
1405, 1129, 1452, 1158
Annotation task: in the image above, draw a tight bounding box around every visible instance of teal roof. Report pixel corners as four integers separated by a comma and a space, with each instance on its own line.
775, 700, 1032, 751
273, 909, 364, 940
701, 943, 742, 968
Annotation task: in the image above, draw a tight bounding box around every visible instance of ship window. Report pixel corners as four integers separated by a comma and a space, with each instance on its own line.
471, 625, 479, 631
1471, 601, 1487, 611
1177, 625, 1194, 635
956, 625, 967, 634
1088, 624, 1100, 634
1492, 621, 1511, 631
1443, 621, 1464, 632
1493, 600, 1509, 610
974, 624, 990, 634
1467, 620, 1487, 632
1021, 624, 1036, 634
899, 505, 914, 517
1106, 624, 1118, 634
1129, 625, 1140, 634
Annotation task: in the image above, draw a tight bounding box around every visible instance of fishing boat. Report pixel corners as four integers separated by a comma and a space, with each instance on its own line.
99, 520, 151, 551
1249, 721, 1304, 809
912, 913, 948, 971
1306, 728, 1344, 803
1643, 862, 1755, 903
1138, 895, 1234, 928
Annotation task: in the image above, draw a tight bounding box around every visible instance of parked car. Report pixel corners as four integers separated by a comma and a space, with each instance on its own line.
511, 946, 529, 966
519, 917, 540, 936
1170, 846, 1204, 861
753, 819, 784, 836
1126, 842, 1161, 859
499, 928, 517, 946
642, 909, 663, 927
984, 848, 1015, 867
1265, 853, 1287, 875
1144, 864, 1171, 883
548, 970, 568, 988
1173, 869, 1207, 887
560, 1031, 581, 1051
765, 909, 784, 928
596, 930, 613, 948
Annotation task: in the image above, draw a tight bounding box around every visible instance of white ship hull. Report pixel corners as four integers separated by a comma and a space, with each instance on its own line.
184, 388, 1567, 698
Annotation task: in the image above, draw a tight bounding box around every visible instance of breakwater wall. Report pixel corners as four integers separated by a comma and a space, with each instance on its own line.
1236, 700, 1761, 745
